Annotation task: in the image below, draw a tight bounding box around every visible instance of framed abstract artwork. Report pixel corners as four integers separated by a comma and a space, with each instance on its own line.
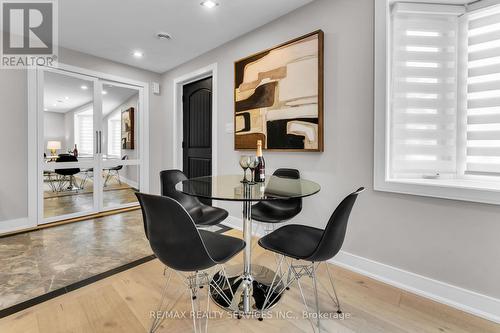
234, 30, 324, 151
121, 107, 135, 150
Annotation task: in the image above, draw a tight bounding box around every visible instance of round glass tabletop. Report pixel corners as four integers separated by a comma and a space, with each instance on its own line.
176, 174, 321, 202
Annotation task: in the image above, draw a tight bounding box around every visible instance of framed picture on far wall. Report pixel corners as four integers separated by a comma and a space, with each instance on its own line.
234, 30, 324, 152
121, 107, 134, 150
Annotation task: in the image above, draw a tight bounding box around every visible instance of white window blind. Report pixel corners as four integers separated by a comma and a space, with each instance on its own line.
390, 3, 460, 178
108, 117, 121, 157
467, 5, 500, 175
75, 112, 93, 155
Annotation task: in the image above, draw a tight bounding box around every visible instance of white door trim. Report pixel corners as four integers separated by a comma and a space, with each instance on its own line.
172, 63, 218, 177
26, 69, 38, 232
27, 63, 150, 229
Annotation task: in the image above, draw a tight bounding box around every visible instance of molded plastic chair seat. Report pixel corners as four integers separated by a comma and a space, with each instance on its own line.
199, 230, 245, 263
135, 193, 245, 333
161, 169, 229, 227
258, 224, 323, 260
136, 193, 243, 272
55, 154, 80, 175
256, 187, 365, 326
251, 168, 302, 224
190, 205, 229, 226
251, 200, 302, 223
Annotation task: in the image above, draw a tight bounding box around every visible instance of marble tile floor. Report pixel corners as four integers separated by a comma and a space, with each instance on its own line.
0, 210, 229, 312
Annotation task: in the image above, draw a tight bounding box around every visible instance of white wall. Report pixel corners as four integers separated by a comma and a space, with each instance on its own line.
102, 93, 139, 185
64, 110, 75, 150
0, 47, 162, 222
159, 0, 500, 301
0, 70, 27, 220
43, 111, 66, 154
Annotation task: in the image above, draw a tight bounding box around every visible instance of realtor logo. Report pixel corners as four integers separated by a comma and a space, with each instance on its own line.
1, 0, 57, 68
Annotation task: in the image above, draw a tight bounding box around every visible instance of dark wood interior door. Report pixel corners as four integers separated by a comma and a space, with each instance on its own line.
183, 77, 212, 204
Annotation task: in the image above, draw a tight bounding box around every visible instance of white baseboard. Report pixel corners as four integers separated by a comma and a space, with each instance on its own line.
222, 216, 243, 231
120, 176, 138, 189
331, 251, 500, 324
0, 217, 34, 235
223, 215, 500, 324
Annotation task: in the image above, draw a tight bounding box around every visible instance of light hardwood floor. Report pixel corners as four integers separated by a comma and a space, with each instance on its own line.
0, 230, 498, 333
44, 178, 138, 219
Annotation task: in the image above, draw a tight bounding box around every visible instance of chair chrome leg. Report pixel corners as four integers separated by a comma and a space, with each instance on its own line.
261, 254, 285, 311
324, 262, 342, 313
174, 270, 227, 333
286, 257, 295, 288
189, 286, 206, 333
296, 272, 316, 332
103, 171, 111, 187
311, 263, 321, 332
149, 268, 173, 333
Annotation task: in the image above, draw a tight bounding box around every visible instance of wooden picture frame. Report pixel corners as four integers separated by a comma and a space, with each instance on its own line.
121, 107, 135, 150
234, 30, 324, 152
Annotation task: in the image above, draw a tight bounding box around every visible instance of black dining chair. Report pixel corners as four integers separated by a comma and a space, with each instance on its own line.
54, 154, 81, 192
258, 187, 365, 329
160, 169, 229, 227
251, 168, 302, 234
103, 155, 128, 187
135, 193, 245, 333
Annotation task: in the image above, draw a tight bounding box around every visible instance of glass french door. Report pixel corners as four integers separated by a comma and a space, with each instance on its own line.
38, 68, 143, 224
99, 80, 141, 211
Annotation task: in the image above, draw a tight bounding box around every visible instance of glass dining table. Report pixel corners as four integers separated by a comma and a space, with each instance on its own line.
176, 174, 321, 315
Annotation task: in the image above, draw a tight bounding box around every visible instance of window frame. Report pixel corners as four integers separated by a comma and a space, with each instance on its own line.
74, 108, 94, 156
374, 0, 500, 205
107, 113, 121, 158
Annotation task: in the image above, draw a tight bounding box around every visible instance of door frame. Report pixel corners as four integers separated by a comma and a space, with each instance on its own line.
172, 63, 218, 177
27, 63, 149, 227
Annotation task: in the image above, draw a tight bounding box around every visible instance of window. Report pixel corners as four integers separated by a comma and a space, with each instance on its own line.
375, 0, 500, 204
74, 110, 93, 155
466, 6, 500, 176
108, 114, 121, 157
390, 3, 460, 179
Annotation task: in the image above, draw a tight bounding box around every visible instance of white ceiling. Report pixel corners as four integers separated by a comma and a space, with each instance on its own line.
44, 71, 137, 116
58, 0, 314, 73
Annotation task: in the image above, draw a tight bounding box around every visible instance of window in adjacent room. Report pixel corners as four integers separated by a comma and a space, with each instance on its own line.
74, 109, 93, 156
108, 113, 121, 157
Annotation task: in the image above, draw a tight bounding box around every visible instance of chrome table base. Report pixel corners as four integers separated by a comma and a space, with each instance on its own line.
209, 184, 284, 315
209, 264, 284, 314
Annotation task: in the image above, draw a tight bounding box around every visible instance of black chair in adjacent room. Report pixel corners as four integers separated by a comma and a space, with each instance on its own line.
54, 154, 81, 192
251, 168, 302, 234
160, 169, 229, 227
258, 187, 365, 330
103, 155, 128, 187
135, 193, 245, 333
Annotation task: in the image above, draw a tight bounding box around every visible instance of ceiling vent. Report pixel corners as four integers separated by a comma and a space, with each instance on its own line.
156, 32, 172, 40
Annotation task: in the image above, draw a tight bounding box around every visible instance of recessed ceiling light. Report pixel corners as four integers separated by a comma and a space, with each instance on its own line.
64, 96, 70, 100
53, 103, 57, 107
81, 85, 88, 90
201, 0, 218, 9
102, 90, 108, 95
133, 50, 144, 58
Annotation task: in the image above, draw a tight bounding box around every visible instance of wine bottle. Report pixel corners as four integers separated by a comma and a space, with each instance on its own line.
254, 140, 266, 182
73, 144, 78, 158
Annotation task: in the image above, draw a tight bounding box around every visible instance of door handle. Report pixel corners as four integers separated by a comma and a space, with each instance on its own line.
98, 131, 102, 154
95, 131, 99, 154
